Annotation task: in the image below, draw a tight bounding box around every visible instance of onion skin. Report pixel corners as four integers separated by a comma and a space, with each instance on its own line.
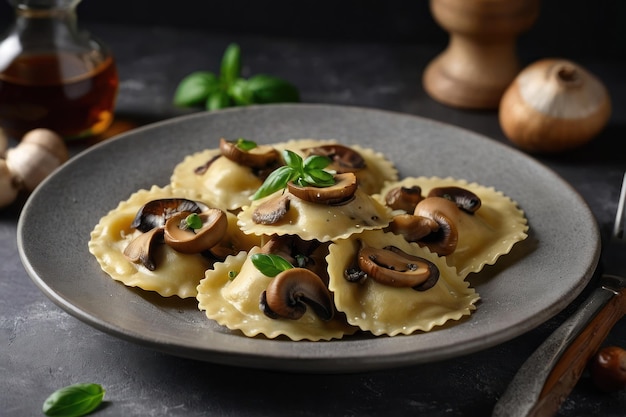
499, 58, 611, 153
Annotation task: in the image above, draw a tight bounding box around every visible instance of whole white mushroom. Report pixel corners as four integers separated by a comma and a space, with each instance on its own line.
5, 128, 68, 193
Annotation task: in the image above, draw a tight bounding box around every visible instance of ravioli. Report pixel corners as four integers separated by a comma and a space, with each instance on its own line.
327, 230, 480, 336
196, 247, 357, 341
237, 188, 393, 242
275, 139, 399, 195
170, 149, 263, 211
376, 177, 529, 277
88, 185, 263, 298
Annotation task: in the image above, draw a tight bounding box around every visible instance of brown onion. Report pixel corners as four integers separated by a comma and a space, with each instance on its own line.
499, 58, 611, 153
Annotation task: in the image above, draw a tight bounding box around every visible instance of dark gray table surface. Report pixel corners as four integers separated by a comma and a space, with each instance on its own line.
3, 21, 626, 417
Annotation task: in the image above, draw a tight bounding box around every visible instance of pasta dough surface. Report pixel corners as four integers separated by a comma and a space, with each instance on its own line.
196, 247, 357, 341
377, 177, 529, 277
327, 230, 480, 336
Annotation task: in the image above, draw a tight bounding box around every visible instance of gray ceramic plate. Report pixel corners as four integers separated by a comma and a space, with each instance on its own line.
17, 104, 600, 373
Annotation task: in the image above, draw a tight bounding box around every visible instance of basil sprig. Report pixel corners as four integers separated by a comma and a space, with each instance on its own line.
251, 253, 293, 277
42, 383, 105, 417
251, 150, 335, 200
173, 43, 300, 110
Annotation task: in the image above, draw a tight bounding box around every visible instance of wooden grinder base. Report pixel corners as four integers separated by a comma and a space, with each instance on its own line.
423, 0, 540, 110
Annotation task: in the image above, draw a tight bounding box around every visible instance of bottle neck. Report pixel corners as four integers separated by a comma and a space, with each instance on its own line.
10, 0, 80, 17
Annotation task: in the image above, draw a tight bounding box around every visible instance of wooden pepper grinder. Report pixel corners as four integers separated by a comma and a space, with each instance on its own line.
423, 0, 541, 109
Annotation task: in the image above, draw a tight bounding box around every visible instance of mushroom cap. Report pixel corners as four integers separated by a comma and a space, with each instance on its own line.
385, 185, 424, 212
261, 267, 334, 321
388, 213, 439, 242
427, 186, 481, 214
131, 198, 207, 232
164, 208, 228, 253
302, 143, 366, 173
357, 243, 439, 290
413, 197, 460, 256
219, 137, 280, 169
287, 172, 358, 205
123, 227, 165, 271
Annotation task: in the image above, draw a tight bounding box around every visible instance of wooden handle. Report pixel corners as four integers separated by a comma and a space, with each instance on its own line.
532, 289, 626, 416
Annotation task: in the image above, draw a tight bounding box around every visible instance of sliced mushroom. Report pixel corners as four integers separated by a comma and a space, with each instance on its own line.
385, 185, 424, 212
131, 198, 207, 232
287, 172, 357, 205
356, 243, 439, 290
164, 208, 228, 253
303, 144, 366, 173
260, 267, 334, 321
252, 193, 291, 224
413, 197, 460, 256
427, 186, 481, 214
261, 235, 329, 284
123, 227, 165, 270
219, 138, 280, 169
388, 213, 440, 242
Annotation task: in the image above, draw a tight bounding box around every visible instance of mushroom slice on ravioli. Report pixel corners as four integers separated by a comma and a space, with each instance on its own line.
377, 177, 529, 278
237, 186, 393, 242
327, 230, 479, 336
88, 185, 261, 298
196, 246, 357, 341
275, 139, 399, 195
170, 139, 281, 212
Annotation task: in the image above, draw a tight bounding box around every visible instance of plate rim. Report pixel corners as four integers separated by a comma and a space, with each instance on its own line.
17, 103, 601, 372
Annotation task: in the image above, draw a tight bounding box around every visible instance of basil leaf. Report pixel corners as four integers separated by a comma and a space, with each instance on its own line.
228, 78, 253, 105
251, 165, 293, 200
185, 213, 203, 230
173, 71, 220, 107
251, 253, 293, 277
236, 138, 257, 151
302, 155, 331, 171
220, 43, 241, 88
304, 169, 335, 186
247, 74, 300, 103
206, 90, 232, 110
283, 150, 303, 171
42, 383, 105, 417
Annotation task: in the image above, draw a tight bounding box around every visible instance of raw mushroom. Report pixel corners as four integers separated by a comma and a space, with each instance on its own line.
0, 127, 7, 157
356, 243, 439, 291
427, 186, 481, 214
260, 267, 334, 321
303, 144, 366, 173
131, 198, 208, 232
385, 185, 424, 212
287, 172, 358, 205
0, 159, 19, 208
123, 227, 165, 270
164, 209, 228, 253
219, 138, 279, 169
5, 128, 68, 192
413, 197, 461, 256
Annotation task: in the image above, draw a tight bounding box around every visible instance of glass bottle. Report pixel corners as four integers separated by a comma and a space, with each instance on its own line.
0, 0, 119, 140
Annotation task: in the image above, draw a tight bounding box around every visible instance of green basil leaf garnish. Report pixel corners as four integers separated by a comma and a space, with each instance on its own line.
206, 90, 231, 110
247, 74, 300, 103
185, 213, 203, 230
173, 71, 220, 107
251, 253, 293, 277
173, 44, 300, 111
251, 165, 293, 200
228, 78, 254, 105
42, 383, 105, 417
220, 43, 241, 87
235, 138, 257, 151
251, 150, 335, 200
